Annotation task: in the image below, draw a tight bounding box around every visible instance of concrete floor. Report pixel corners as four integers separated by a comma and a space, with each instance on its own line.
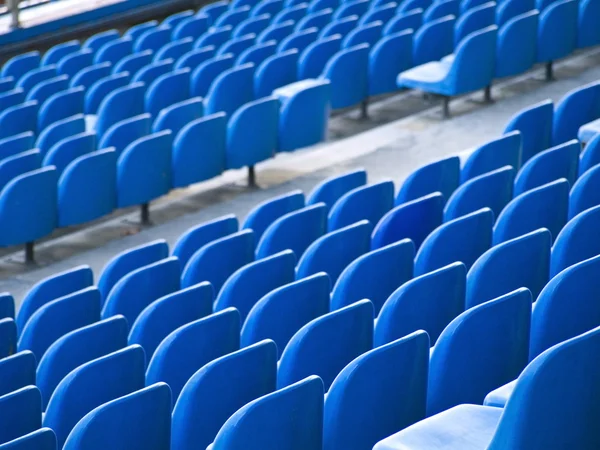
2, 46, 600, 307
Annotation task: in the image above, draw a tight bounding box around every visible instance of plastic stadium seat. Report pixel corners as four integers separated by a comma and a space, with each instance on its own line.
396, 156, 460, 204
175, 46, 216, 70
274, 78, 331, 152
26, 75, 68, 106
44, 346, 145, 448
153, 97, 203, 135
95, 83, 145, 139
0, 151, 41, 192
164, 10, 195, 29
320, 15, 360, 39
324, 331, 429, 450
237, 40, 277, 66
94, 37, 133, 66
551, 205, 600, 276
0, 386, 41, 445
241, 272, 330, 354
124, 20, 158, 41
412, 15, 455, 66
215, 6, 252, 28
398, 26, 497, 116
577, 0, 600, 48
383, 8, 424, 35
328, 180, 394, 231
444, 166, 514, 221
513, 140, 579, 195
0, 318, 16, 358
334, 0, 370, 19
17, 265, 93, 334
466, 228, 551, 308
172, 113, 227, 188
172, 340, 277, 450
18, 287, 101, 361
375, 262, 465, 346
210, 376, 323, 450
0, 293, 14, 320
369, 30, 414, 96
493, 179, 569, 244
454, 2, 495, 44
56, 49, 94, 78
84, 72, 130, 115
495, 0, 533, 27
0, 89, 24, 113
0, 132, 34, 162
38, 86, 84, 131
18, 65, 56, 93
217, 34, 257, 59
0, 351, 35, 397
255, 204, 327, 259
415, 208, 493, 274
234, 14, 271, 38
495, 10, 538, 78
145, 69, 191, 118
174, 15, 211, 41
63, 383, 171, 450
0, 77, 14, 95
0, 101, 38, 139
298, 35, 342, 78
70, 63, 112, 93
307, 169, 367, 213
154, 38, 194, 63
84, 29, 120, 53
215, 250, 296, 322
296, 9, 333, 31
579, 134, 600, 175
569, 164, 600, 219
102, 257, 179, 326
181, 229, 255, 291
359, 3, 397, 26
376, 325, 600, 450
205, 64, 255, 116
116, 130, 173, 211
552, 81, 600, 145
372, 193, 444, 250
424, 0, 460, 22
131, 59, 174, 87
36, 114, 85, 157
255, 49, 299, 97
503, 99, 553, 163
0, 428, 56, 450
3, 52, 40, 82
343, 22, 383, 49
243, 190, 305, 243
98, 239, 169, 301
134, 25, 172, 53
97, 113, 151, 157
309, 0, 339, 12
252, 0, 285, 17
201, 1, 230, 23
146, 308, 240, 402
460, 131, 522, 182
111, 51, 151, 78
37, 316, 128, 408
195, 25, 233, 48
273, 4, 309, 24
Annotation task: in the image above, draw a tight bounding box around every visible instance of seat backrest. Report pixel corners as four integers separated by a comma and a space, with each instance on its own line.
83, 29, 119, 52
369, 29, 414, 96
413, 14, 455, 65
493, 178, 569, 244
0, 318, 16, 360
0, 386, 42, 445
28, 76, 68, 107
0, 150, 41, 193
2, 52, 40, 80
396, 156, 460, 205
503, 99, 553, 163
145, 69, 191, 118
84, 72, 130, 115
279, 28, 319, 54
0, 428, 56, 450
428, 288, 531, 416
131, 59, 174, 87
342, 21, 383, 48
146, 308, 241, 402
495, 0, 533, 26
461, 131, 522, 182
297, 8, 334, 30
537, 0, 578, 68
321, 15, 360, 38
153, 38, 194, 63
333, 0, 370, 19
95, 83, 145, 138
273, 3, 308, 24
258, 20, 296, 43
37, 87, 84, 132
298, 35, 342, 79
44, 346, 146, 448
243, 190, 305, 243
307, 169, 366, 213
234, 14, 271, 39
324, 331, 429, 450
0, 101, 38, 140
112, 51, 152, 78
384, 8, 424, 34
43, 131, 96, 177
62, 383, 171, 450
172, 340, 277, 450
454, 1, 495, 44
466, 228, 551, 308
0, 294, 13, 321
0, 351, 35, 398
97, 113, 151, 158
577, 0, 600, 48
152, 97, 203, 136
0, 132, 35, 162
495, 10, 538, 78
175, 46, 216, 70
218, 34, 257, 59
255, 49, 299, 98
359, 2, 396, 26
553, 80, 600, 146
237, 40, 277, 66
72, 62, 112, 91
134, 25, 172, 53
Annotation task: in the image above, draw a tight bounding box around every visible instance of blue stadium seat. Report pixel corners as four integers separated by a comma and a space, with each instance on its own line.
444, 166, 515, 221
0, 318, 16, 358
552, 81, 600, 145
43, 131, 96, 176
129, 282, 213, 361
424, 0, 460, 22
0, 89, 24, 113
372, 193, 444, 250
577, 0, 600, 48
84, 29, 120, 53
309, 0, 339, 13
241, 272, 330, 354
181, 229, 255, 291
236, 40, 277, 66
0, 77, 14, 95
243, 190, 305, 243
200, 1, 230, 23
297, 9, 334, 31
217, 34, 257, 59
38, 87, 85, 131
503, 99, 553, 163
172, 340, 277, 450
146, 308, 240, 402
175, 46, 216, 70
44, 346, 145, 448
0, 428, 56, 450
210, 376, 324, 450
274, 4, 309, 24
124, 21, 158, 41
460, 131, 522, 182
258, 20, 296, 43
383, 8, 424, 34
307, 169, 367, 213
369, 30, 413, 96
94, 37, 133, 66
173, 15, 211, 41
18, 66, 56, 93
131, 59, 174, 86
0, 351, 34, 397
35, 114, 85, 157
154, 38, 194, 63
495, 0, 533, 27
375, 262, 465, 346
153, 97, 203, 135
18, 287, 101, 361
412, 15, 455, 66
164, 10, 195, 29
493, 179, 569, 244
0, 132, 34, 162
0, 151, 41, 193
570, 164, 600, 218
255, 49, 298, 97
113, 51, 152, 77
195, 25, 233, 49
205, 64, 255, 116
3, 53, 40, 81
359, 2, 397, 26
26, 76, 68, 109
62, 383, 171, 450
234, 14, 272, 38
0, 386, 41, 445
56, 50, 93, 78
0, 293, 14, 320
321, 15, 360, 39
495, 11, 538, 78
215, 6, 252, 28
324, 331, 429, 450
252, 0, 285, 17
333, 0, 370, 19
37, 315, 128, 409
95, 83, 145, 139
298, 35, 342, 79
71, 63, 113, 96
145, 69, 191, 118
323, 43, 369, 109
97, 113, 151, 157
0, 101, 38, 139
466, 228, 551, 308
454, 2, 495, 44
396, 156, 460, 204
134, 25, 172, 53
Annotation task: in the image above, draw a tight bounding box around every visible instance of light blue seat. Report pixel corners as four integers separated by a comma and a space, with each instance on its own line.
241, 272, 330, 354
97, 113, 151, 158
0, 132, 34, 162
234, 14, 271, 38
195, 25, 233, 49
205, 64, 255, 116
298, 35, 342, 79
0, 101, 39, 139
134, 25, 172, 53
577, 0, 600, 48
493, 179, 569, 244
503, 99, 553, 163
153, 97, 203, 135
172, 214, 238, 270
255, 204, 327, 259
397, 156, 459, 204
181, 229, 255, 291
320, 15, 360, 39
369, 30, 414, 96
190, 54, 234, 97
513, 140, 579, 195
0, 428, 56, 450
210, 376, 324, 450
172, 340, 277, 450
372, 193, 444, 250
296, 9, 334, 31
0, 386, 41, 445
444, 166, 514, 221
173, 15, 210, 41
257, 20, 296, 43
145, 69, 191, 118
57, 49, 94, 78
175, 46, 216, 70
95, 83, 145, 139
94, 37, 133, 66
215, 250, 296, 322
0, 351, 35, 397
129, 283, 213, 361
236, 40, 277, 66
217, 34, 257, 59
383, 8, 424, 34
398, 26, 497, 117
37, 316, 128, 409
328, 180, 394, 231
307, 169, 366, 213
62, 383, 171, 450
466, 228, 551, 308
154, 38, 194, 63
146, 308, 241, 402
552, 81, 600, 146
278, 300, 374, 390
255, 49, 299, 97
495, 10, 538, 78
2, 52, 41, 81
131, 59, 174, 87
460, 131, 522, 182
44, 346, 145, 448
569, 164, 600, 218
18, 287, 101, 361
454, 2, 495, 44
375, 325, 600, 450
412, 15, 455, 66
375, 262, 465, 346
